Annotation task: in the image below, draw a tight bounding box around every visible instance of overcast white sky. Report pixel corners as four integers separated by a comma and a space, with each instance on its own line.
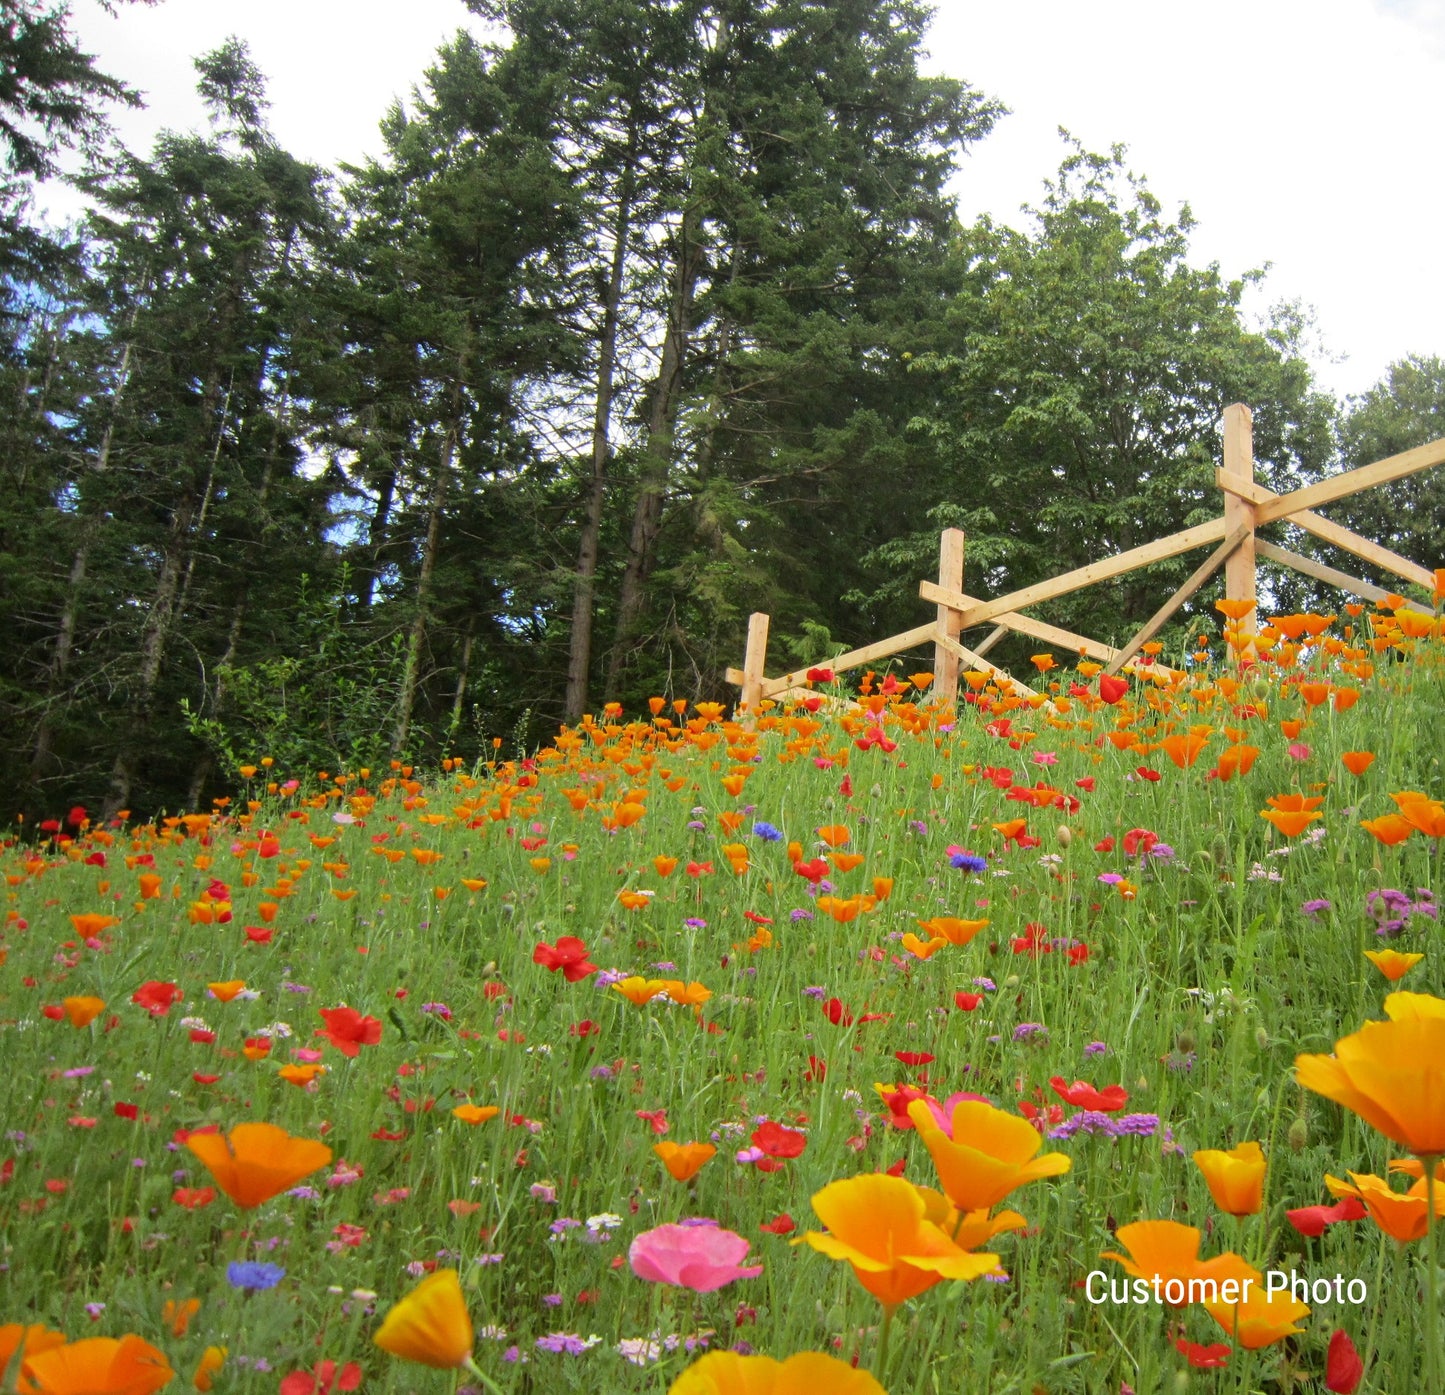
39, 0, 1445, 402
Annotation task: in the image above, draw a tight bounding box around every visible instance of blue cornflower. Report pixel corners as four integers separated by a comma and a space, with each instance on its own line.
752, 821, 783, 842
950, 852, 988, 873
227, 1261, 285, 1291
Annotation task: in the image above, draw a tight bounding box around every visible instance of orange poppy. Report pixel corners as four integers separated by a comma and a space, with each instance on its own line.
1361, 814, 1413, 846
654, 1141, 717, 1182
816, 825, 851, 848
828, 853, 865, 873
185, 1123, 331, 1208
61, 996, 106, 1029
1214, 744, 1259, 781
22, 1336, 174, 1395
797, 1174, 1001, 1312
1259, 808, 1321, 837
1340, 751, 1375, 776
1364, 949, 1424, 982
451, 1105, 500, 1125
1159, 733, 1208, 768
1324, 1169, 1445, 1244
917, 917, 988, 947
900, 933, 947, 960
207, 981, 246, 1003
1202, 1279, 1309, 1349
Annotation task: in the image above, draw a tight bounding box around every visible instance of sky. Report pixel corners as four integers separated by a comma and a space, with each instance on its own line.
38, 0, 1445, 402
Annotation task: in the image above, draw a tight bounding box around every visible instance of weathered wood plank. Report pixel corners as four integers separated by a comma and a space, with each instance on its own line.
1221, 404, 1257, 651
1250, 435, 1445, 523
754, 620, 941, 699
1103, 527, 1248, 676
931, 632, 1033, 697
1216, 472, 1437, 591
740, 612, 770, 718
1255, 541, 1434, 615
933, 528, 966, 708
919, 517, 1229, 629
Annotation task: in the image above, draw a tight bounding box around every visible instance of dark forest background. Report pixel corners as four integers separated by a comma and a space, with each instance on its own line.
4, 0, 1444, 821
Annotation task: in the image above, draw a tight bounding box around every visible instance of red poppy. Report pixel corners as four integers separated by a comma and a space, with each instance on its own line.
1099, 675, 1129, 704
114, 1102, 139, 1120
1050, 1077, 1129, 1112
876, 1082, 931, 1128
192, 1073, 222, 1085
1067, 942, 1091, 966
806, 667, 834, 683
823, 998, 853, 1026
244, 926, 273, 944
1018, 1100, 1065, 1129
635, 1109, 669, 1136
279, 1360, 363, 1395
132, 981, 183, 1016
894, 1051, 935, 1067
1011, 923, 1053, 956
1285, 1196, 1367, 1238
1122, 828, 1159, 857
759, 1213, 795, 1234
1093, 836, 1115, 852
793, 858, 830, 884
172, 1186, 217, 1209
569, 1019, 600, 1038
742, 910, 773, 926
1136, 766, 1161, 782
803, 1055, 827, 1081
1174, 1338, 1230, 1369
532, 936, 598, 982
1325, 1329, 1364, 1394
954, 991, 983, 1011
371, 1129, 407, 1142
315, 1006, 383, 1057
751, 1121, 807, 1158
1076, 776, 1096, 792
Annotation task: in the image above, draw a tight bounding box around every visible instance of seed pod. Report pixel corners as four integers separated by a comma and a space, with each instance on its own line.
1176, 1030, 1196, 1054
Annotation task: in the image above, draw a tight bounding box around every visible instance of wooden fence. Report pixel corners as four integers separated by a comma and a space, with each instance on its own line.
725, 404, 1445, 711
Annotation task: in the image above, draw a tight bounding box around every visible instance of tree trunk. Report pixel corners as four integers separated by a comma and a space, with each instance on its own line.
30, 336, 133, 786
563, 130, 637, 722
391, 422, 457, 756
605, 207, 704, 694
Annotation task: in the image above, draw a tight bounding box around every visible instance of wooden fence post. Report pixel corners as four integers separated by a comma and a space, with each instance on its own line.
1221, 403, 1257, 654
933, 528, 966, 708
740, 612, 770, 720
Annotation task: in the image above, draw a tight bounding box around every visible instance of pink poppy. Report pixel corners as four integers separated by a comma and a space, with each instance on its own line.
628, 1221, 763, 1292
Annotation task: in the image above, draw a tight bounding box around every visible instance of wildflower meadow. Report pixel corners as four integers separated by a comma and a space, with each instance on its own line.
3, 595, 1445, 1395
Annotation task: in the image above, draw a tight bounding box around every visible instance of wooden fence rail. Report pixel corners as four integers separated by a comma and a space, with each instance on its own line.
726, 404, 1445, 711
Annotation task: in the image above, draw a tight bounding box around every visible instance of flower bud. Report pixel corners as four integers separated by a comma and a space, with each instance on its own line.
1056, 825, 1073, 849
1288, 1117, 1309, 1153
1175, 1030, 1196, 1054
1254, 1027, 1270, 1051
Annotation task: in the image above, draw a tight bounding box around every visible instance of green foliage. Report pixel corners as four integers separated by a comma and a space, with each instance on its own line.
183, 574, 410, 777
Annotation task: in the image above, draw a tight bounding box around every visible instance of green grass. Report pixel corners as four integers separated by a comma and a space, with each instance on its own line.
2, 612, 1443, 1394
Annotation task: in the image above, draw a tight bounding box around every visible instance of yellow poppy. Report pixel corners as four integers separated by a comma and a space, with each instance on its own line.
669, 1350, 885, 1395
797, 1174, 1001, 1312
373, 1269, 474, 1369
1295, 993, 1445, 1156
905, 1098, 1070, 1212
1192, 1141, 1266, 1217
